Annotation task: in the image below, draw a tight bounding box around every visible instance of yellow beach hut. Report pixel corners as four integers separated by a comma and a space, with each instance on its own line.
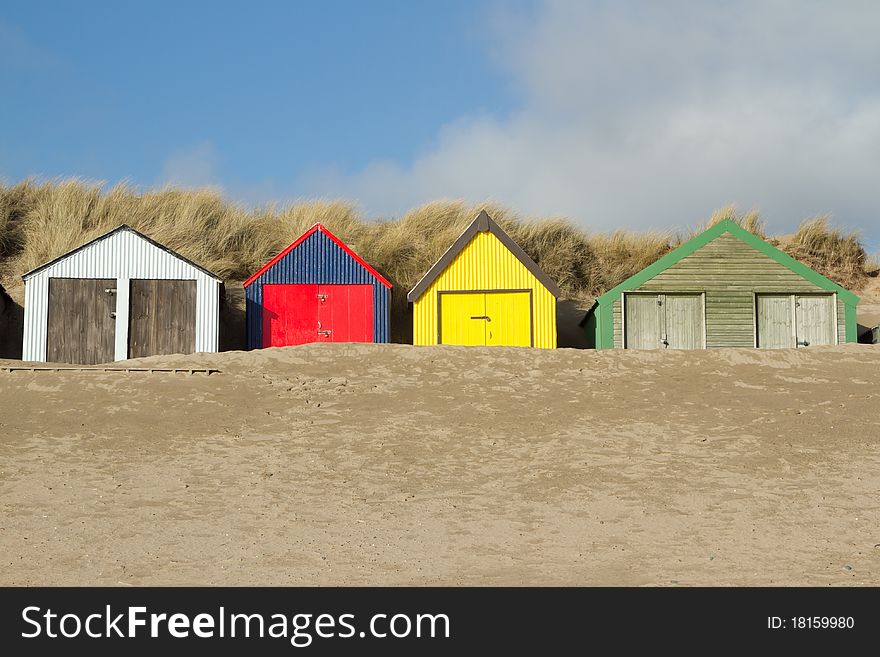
407, 210, 560, 348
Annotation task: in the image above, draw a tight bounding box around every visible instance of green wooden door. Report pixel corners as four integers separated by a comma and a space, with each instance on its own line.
625, 294, 662, 349
626, 293, 704, 349
756, 294, 794, 349
664, 294, 703, 349
795, 295, 835, 347
758, 294, 835, 348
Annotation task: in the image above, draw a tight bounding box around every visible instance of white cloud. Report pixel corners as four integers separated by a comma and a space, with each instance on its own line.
292, 0, 880, 237
158, 141, 220, 188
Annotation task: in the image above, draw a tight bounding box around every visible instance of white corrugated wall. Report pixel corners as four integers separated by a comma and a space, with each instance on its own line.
22, 228, 220, 362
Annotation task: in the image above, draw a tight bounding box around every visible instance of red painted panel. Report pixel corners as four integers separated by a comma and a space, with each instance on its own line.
262, 283, 374, 346
262, 284, 318, 347
317, 284, 373, 342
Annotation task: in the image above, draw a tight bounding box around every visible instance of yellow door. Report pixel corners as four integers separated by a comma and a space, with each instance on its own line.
439, 293, 487, 345
485, 291, 531, 347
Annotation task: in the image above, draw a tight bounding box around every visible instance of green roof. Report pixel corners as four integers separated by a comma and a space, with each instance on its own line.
594, 218, 860, 307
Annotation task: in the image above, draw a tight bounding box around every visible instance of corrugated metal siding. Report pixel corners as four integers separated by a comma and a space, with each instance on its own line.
22, 229, 220, 362
412, 231, 556, 348
609, 232, 848, 348
244, 230, 390, 348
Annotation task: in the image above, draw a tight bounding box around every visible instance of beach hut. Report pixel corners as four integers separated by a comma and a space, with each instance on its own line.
582, 219, 860, 349
244, 223, 391, 348
22, 225, 222, 364
407, 210, 560, 348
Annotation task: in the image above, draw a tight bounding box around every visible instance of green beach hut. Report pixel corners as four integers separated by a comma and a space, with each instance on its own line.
583, 219, 860, 350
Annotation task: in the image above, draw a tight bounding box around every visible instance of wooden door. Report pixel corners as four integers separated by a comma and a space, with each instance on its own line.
439, 293, 487, 345
625, 294, 662, 349
316, 284, 374, 342
262, 284, 318, 347
128, 279, 197, 358
795, 295, 835, 347
484, 291, 531, 347
756, 294, 795, 349
47, 278, 116, 364
664, 294, 703, 349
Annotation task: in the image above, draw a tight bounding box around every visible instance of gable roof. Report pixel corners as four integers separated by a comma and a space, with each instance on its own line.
406, 210, 561, 302
22, 224, 222, 281
589, 218, 860, 313
243, 223, 391, 289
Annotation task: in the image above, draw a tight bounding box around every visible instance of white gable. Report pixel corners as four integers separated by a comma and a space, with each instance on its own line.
23, 228, 220, 282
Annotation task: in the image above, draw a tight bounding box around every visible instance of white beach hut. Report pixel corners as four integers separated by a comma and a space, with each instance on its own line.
22, 225, 222, 364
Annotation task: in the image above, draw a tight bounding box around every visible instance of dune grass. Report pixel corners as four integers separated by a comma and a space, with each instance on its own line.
0, 179, 871, 331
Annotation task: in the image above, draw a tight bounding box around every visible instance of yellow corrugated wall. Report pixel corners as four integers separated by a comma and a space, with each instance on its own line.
413, 231, 557, 348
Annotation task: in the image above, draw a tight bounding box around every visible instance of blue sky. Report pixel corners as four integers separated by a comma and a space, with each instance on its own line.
1, 1, 878, 250
1, 1, 513, 188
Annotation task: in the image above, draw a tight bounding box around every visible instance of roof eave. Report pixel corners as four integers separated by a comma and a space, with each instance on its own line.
594, 219, 859, 306
21, 224, 222, 283
407, 210, 561, 302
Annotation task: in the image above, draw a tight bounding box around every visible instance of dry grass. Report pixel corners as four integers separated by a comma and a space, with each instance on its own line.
772, 216, 867, 290
697, 204, 767, 238
0, 179, 872, 342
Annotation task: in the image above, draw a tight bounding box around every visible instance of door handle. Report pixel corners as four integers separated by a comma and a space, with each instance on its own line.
470, 315, 491, 321
317, 330, 331, 336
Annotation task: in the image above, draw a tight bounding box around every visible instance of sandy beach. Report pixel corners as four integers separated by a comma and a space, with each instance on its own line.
1, 343, 878, 586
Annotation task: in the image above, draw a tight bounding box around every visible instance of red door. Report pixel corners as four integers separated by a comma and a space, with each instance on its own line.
316, 284, 373, 342
262, 284, 373, 347
262, 284, 318, 347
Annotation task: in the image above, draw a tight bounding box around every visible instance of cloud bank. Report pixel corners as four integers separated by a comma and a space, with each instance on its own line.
292, 0, 880, 237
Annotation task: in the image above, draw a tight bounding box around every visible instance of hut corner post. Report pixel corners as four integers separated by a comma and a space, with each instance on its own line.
598, 302, 615, 349
586, 302, 615, 350
114, 277, 130, 361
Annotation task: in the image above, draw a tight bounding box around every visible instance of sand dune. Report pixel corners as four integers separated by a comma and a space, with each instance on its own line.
1, 343, 878, 586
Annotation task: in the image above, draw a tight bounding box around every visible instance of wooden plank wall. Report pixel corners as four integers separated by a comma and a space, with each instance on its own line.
613, 233, 840, 348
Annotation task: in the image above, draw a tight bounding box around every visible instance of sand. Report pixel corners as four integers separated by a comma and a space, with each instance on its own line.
1, 343, 878, 586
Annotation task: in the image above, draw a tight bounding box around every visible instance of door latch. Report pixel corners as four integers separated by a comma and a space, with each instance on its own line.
110, 312, 117, 319
104, 288, 117, 295
797, 339, 810, 347
470, 315, 491, 321
317, 330, 331, 336
317, 294, 328, 302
